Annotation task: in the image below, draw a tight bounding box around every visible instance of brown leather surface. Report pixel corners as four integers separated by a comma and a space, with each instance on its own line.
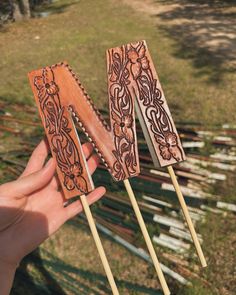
58, 63, 140, 181
107, 40, 186, 168
28, 62, 140, 187
107, 50, 139, 180
28, 39, 185, 194
28, 65, 94, 199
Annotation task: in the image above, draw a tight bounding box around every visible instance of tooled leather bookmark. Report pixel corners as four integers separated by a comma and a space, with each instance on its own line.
28, 66, 94, 199
28, 65, 119, 295
107, 40, 206, 268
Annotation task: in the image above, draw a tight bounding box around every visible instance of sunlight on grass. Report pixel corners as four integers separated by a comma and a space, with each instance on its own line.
0, 0, 235, 125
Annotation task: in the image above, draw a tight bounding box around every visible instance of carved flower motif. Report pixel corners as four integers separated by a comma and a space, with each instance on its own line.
156, 132, 182, 161
45, 81, 58, 95
34, 68, 59, 101
62, 162, 83, 190
112, 112, 134, 143
127, 45, 149, 80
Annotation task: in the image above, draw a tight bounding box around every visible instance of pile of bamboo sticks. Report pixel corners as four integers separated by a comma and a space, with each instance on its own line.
0, 107, 235, 285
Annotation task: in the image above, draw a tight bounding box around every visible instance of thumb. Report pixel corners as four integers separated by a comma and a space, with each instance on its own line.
3, 158, 56, 197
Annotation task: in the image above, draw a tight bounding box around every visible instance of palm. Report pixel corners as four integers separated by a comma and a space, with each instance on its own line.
0, 139, 105, 266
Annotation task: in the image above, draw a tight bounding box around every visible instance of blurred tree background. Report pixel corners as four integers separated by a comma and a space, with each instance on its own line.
0, 0, 52, 23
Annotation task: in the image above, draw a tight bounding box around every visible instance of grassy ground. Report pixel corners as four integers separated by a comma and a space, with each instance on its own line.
0, 0, 236, 294
0, 0, 236, 124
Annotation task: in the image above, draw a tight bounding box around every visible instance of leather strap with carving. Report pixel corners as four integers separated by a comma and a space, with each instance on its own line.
107, 40, 185, 168
28, 66, 94, 199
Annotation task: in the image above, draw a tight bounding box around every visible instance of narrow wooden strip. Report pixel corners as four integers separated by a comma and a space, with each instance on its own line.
80, 195, 119, 295
167, 166, 207, 267
123, 179, 170, 295
0, 115, 41, 126
95, 222, 190, 286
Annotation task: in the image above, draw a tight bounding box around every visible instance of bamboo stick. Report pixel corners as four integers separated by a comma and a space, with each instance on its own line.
167, 166, 207, 268
80, 194, 119, 295
123, 179, 170, 295
0, 115, 41, 126
95, 221, 190, 286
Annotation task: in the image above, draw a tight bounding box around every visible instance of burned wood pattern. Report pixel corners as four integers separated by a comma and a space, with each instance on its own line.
28, 66, 94, 198
107, 40, 185, 168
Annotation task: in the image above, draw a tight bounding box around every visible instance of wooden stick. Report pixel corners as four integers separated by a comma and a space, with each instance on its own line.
80, 194, 119, 295
167, 166, 207, 268
123, 179, 170, 295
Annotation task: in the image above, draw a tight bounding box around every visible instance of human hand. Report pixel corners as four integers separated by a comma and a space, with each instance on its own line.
0, 139, 105, 271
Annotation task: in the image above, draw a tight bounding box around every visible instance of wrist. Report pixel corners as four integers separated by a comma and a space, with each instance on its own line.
0, 259, 18, 295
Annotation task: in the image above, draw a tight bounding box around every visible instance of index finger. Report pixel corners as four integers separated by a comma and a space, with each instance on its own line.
20, 138, 49, 178
21, 139, 96, 179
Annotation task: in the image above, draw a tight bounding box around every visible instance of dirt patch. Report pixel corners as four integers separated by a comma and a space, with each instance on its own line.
123, 0, 236, 70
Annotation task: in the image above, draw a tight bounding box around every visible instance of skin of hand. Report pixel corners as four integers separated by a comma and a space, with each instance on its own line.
0, 139, 105, 294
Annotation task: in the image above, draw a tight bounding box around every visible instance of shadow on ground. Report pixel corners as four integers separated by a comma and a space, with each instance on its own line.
32, 0, 80, 18
12, 248, 162, 295
155, 0, 236, 82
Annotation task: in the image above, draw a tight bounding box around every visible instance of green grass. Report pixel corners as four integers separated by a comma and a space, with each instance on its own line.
0, 0, 236, 125
13, 221, 165, 294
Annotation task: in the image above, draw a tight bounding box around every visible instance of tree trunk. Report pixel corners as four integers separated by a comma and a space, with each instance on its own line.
20, 0, 31, 18
12, 0, 31, 21
12, 0, 23, 21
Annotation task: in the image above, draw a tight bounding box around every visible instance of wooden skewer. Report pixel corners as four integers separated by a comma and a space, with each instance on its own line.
123, 179, 170, 295
167, 166, 207, 268
80, 194, 119, 295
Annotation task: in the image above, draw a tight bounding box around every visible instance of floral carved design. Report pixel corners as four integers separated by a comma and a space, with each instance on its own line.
156, 132, 182, 161
126, 41, 184, 164
34, 67, 88, 193
108, 50, 138, 180
113, 113, 134, 144
109, 41, 184, 166
127, 46, 149, 80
